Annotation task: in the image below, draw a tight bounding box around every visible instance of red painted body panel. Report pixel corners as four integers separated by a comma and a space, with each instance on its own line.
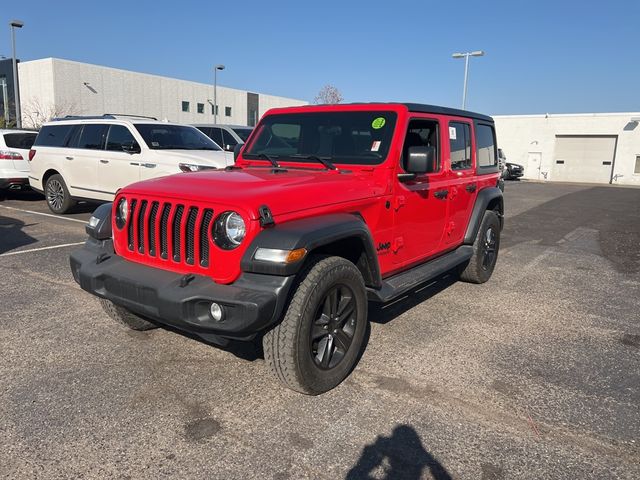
112, 103, 499, 285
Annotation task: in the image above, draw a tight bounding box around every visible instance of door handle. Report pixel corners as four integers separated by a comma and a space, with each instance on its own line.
142, 163, 156, 168
65, 156, 74, 160
100, 159, 109, 164
434, 189, 449, 199
465, 183, 477, 193
130, 162, 140, 166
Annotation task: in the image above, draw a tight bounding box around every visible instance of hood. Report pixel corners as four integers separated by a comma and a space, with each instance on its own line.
152, 149, 229, 166
122, 167, 385, 220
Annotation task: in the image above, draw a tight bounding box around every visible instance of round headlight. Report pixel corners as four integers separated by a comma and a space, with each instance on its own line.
115, 198, 128, 229
213, 211, 246, 249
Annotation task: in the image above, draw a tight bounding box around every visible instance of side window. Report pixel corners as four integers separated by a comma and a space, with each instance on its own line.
66, 125, 83, 148
221, 129, 238, 149
476, 124, 497, 168
402, 119, 440, 173
33, 124, 75, 147
78, 124, 108, 150
210, 127, 224, 147
449, 122, 472, 170
106, 125, 139, 152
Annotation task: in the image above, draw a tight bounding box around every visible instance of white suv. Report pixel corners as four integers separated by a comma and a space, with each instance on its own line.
29, 115, 230, 214
1, 129, 37, 191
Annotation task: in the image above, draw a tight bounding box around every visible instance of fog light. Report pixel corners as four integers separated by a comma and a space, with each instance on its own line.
209, 302, 224, 322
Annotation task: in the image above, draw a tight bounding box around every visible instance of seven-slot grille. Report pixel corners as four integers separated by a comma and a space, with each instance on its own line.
124, 198, 215, 268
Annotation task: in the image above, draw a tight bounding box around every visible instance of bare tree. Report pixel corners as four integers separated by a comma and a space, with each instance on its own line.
22, 98, 79, 129
313, 85, 344, 105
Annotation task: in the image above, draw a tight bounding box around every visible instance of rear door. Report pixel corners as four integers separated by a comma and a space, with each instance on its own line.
98, 124, 142, 195
444, 119, 477, 246
65, 124, 108, 198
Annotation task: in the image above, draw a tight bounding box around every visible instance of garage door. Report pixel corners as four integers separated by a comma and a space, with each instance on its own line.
552, 135, 617, 184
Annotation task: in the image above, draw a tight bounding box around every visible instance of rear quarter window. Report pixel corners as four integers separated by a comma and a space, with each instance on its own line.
34, 125, 75, 147
4, 132, 37, 149
476, 124, 498, 168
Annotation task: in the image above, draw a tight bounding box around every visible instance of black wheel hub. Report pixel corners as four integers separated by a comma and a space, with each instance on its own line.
310, 284, 357, 370
481, 227, 497, 270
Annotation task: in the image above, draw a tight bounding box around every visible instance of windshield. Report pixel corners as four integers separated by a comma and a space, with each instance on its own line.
243, 111, 397, 165
232, 128, 253, 142
134, 124, 222, 151
4, 132, 37, 149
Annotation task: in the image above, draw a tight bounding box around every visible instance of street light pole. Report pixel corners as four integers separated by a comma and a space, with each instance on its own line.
213, 64, 225, 124
452, 50, 484, 110
10, 20, 24, 128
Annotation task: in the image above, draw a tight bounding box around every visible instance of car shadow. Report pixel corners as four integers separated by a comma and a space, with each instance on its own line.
0, 215, 38, 255
346, 424, 452, 480
0, 189, 103, 214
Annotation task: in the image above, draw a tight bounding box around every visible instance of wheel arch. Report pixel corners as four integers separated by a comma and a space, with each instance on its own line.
464, 187, 504, 245
42, 168, 62, 186
240, 213, 382, 289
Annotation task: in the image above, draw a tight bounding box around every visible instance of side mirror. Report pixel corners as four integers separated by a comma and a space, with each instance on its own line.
406, 146, 437, 175
122, 143, 141, 155
233, 143, 243, 161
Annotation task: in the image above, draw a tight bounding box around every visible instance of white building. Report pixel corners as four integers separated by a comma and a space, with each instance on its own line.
494, 112, 640, 186
18, 58, 307, 128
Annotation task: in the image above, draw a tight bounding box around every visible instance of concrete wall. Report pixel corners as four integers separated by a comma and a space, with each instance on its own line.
494, 113, 640, 186
18, 58, 307, 128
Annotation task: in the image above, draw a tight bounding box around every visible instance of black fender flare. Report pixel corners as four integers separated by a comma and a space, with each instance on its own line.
464, 187, 504, 244
241, 213, 382, 288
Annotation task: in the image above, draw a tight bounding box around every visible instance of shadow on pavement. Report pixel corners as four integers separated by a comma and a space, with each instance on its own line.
502, 186, 640, 274
0, 215, 38, 254
346, 424, 452, 480
0, 188, 103, 214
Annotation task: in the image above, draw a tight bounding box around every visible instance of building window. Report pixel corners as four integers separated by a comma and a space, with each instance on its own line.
211, 104, 218, 115
225, 106, 232, 117
635, 155, 640, 174
182, 101, 190, 112
197, 103, 204, 114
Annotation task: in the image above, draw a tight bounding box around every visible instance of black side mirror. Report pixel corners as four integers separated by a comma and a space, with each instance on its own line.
122, 142, 141, 154
406, 146, 437, 175
233, 143, 244, 161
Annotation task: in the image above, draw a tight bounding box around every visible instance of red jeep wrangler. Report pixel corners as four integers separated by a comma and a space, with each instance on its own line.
70, 103, 503, 394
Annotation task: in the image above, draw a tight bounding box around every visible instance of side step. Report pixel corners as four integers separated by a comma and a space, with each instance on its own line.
367, 245, 473, 303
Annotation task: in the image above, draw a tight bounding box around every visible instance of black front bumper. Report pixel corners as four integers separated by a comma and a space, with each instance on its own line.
70, 238, 295, 341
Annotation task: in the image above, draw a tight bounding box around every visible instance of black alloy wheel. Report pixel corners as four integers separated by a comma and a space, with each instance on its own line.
310, 284, 357, 369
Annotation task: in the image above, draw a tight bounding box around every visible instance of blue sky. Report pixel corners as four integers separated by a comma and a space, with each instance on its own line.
2, 0, 638, 114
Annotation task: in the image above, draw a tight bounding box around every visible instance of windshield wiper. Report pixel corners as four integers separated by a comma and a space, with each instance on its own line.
244, 152, 280, 168
287, 154, 337, 170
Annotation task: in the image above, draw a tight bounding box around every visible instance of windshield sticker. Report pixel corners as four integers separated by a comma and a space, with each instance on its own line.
371, 117, 386, 129
449, 126, 457, 140
152, 141, 160, 147
371, 140, 381, 152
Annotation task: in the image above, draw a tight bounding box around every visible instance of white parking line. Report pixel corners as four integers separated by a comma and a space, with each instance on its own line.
0, 242, 85, 257
0, 205, 88, 224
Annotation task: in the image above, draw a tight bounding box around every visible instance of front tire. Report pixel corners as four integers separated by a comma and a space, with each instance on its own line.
99, 298, 157, 331
460, 210, 501, 284
45, 174, 76, 214
263, 256, 368, 395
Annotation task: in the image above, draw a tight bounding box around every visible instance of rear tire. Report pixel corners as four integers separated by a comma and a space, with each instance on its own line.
263, 256, 368, 395
460, 210, 500, 284
45, 174, 76, 214
99, 298, 157, 331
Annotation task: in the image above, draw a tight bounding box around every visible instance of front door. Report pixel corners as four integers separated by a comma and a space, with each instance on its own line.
392, 117, 449, 268
527, 152, 542, 179
98, 124, 141, 197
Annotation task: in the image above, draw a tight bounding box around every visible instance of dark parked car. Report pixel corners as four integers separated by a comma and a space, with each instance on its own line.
503, 162, 524, 180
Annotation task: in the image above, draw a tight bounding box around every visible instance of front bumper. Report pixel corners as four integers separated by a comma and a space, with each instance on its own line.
69, 238, 295, 341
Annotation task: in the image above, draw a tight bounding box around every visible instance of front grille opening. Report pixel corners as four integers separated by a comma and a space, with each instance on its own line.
172, 205, 184, 262
200, 209, 214, 267
127, 199, 137, 251
160, 203, 171, 259
137, 200, 148, 253
185, 207, 199, 265
147, 202, 159, 256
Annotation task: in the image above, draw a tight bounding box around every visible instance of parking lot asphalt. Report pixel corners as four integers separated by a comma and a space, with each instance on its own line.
0, 182, 638, 479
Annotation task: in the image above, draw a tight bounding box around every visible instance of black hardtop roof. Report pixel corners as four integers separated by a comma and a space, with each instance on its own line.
300, 102, 493, 123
